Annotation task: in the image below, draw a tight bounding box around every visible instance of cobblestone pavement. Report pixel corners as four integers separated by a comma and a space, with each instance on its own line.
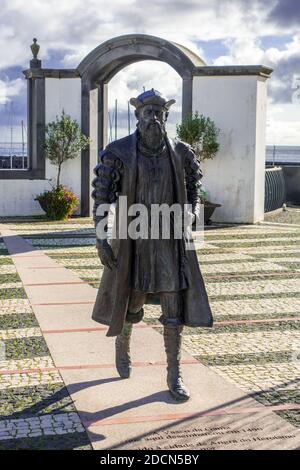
1, 212, 300, 444
0, 231, 91, 449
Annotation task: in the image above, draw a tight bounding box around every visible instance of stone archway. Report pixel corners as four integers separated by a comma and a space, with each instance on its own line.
76, 34, 206, 215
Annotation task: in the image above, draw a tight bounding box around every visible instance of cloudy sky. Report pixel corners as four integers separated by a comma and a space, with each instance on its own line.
0, 0, 299, 145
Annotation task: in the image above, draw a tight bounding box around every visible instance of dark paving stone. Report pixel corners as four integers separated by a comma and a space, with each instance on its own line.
50, 253, 96, 259
0, 384, 74, 420
204, 232, 300, 241
0, 288, 26, 300
0, 431, 91, 450
24, 234, 95, 240
195, 351, 294, 366
184, 320, 300, 335
204, 271, 300, 283
0, 258, 13, 266
253, 252, 300, 259
213, 240, 300, 248
4, 337, 49, 360
0, 273, 21, 284
0, 313, 38, 330
29, 244, 94, 249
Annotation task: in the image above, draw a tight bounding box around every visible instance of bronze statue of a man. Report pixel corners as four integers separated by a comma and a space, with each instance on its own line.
91, 89, 213, 402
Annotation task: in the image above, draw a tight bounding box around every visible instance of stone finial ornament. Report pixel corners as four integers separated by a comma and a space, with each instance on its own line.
30, 38, 40, 59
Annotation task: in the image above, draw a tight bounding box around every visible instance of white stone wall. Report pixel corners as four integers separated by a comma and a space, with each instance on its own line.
193, 75, 268, 223
0, 78, 82, 217
0, 180, 47, 216
45, 77, 82, 209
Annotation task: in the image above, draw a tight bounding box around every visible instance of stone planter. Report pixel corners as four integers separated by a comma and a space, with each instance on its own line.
204, 201, 221, 225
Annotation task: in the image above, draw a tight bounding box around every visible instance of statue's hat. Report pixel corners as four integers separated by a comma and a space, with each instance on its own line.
130, 88, 175, 110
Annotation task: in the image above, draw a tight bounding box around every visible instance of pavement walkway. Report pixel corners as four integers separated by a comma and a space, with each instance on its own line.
0, 216, 300, 449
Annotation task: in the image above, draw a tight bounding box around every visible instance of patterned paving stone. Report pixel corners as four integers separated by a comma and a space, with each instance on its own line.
197, 253, 258, 263
0, 240, 92, 449
0, 313, 38, 330
0, 299, 32, 315
185, 320, 300, 335
0, 383, 75, 420
0, 430, 91, 450
182, 330, 300, 356
0, 257, 13, 266
27, 238, 96, 246
0, 266, 18, 275
195, 351, 296, 366
0, 412, 85, 440
200, 261, 289, 274
0, 327, 42, 340
42, 246, 97, 255
232, 246, 300, 254
206, 278, 300, 297
57, 258, 100, 267
263, 257, 300, 263
251, 251, 300, 259
4, 336, 52, 360
70, 268, 102, 278
204, 232, 300, 241
211, 363, 299, 393
0, 355, 55, 372
2, 216, 300, 439
209, 297, 300, 317
0, 372, 63, 391
0, 282, 23, 290
0, 287, 26, 300
211, 237, 300, 247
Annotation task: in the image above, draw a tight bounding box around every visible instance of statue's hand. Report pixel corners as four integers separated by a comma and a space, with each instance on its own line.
96, 239, 117, 270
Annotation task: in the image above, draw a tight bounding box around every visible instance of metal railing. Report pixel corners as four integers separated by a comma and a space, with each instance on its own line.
265, 166, 286, 212
0, 143, 28, 170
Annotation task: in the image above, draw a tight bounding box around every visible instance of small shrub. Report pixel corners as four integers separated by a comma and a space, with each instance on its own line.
176, 112, 220, 161
35, 186, 79, 221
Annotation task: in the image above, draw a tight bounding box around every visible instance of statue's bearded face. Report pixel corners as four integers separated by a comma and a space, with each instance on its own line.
137, 104, 167, 151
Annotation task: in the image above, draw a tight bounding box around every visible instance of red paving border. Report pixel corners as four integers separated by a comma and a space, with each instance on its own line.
40, 317, 300, 334
33, 301, 95, 306
83, 404, 300, 427
20, 270, 300, 280
25, 281, 88, 286
0, 358, 199, 376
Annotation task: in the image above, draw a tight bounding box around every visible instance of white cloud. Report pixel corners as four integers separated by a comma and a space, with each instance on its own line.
266, 101, 300, 145
0, 0, 297, 70
108, 61, 182, 139
0, 0, 299, 144
0, 77, 25, 104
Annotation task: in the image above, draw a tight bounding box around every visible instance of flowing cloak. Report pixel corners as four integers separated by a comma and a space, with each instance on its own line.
91, 131, 213, 336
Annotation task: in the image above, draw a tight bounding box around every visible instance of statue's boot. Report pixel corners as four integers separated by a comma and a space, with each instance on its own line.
163, 325, 190, 402
115, 321, 133, 379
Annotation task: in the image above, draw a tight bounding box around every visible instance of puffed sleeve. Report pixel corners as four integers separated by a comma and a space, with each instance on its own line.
91, 149, 123, 230
184, 145, 203, 212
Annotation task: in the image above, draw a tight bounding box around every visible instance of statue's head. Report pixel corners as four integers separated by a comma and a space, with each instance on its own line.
130, 89, 175, 151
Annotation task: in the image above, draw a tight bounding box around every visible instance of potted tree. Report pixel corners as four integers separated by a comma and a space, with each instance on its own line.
176, 111, 221, 224
35, 110, 89, 220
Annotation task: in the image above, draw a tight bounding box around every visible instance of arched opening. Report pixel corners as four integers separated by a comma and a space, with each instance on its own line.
77, 34, 206, 215
107, 60, 182, 143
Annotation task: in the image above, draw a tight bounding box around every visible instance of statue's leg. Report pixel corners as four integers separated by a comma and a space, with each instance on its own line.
115, 290, 146, 379
159, 292, 190, 402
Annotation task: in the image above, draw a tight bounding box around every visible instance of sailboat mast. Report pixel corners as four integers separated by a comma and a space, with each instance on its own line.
127, 101, 130, 135
21, 120, 25, 169
115, 99, 117, 140
10, 101, 13, 169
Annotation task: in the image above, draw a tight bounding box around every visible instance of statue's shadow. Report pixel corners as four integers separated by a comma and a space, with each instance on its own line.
67, 375, 180, 443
